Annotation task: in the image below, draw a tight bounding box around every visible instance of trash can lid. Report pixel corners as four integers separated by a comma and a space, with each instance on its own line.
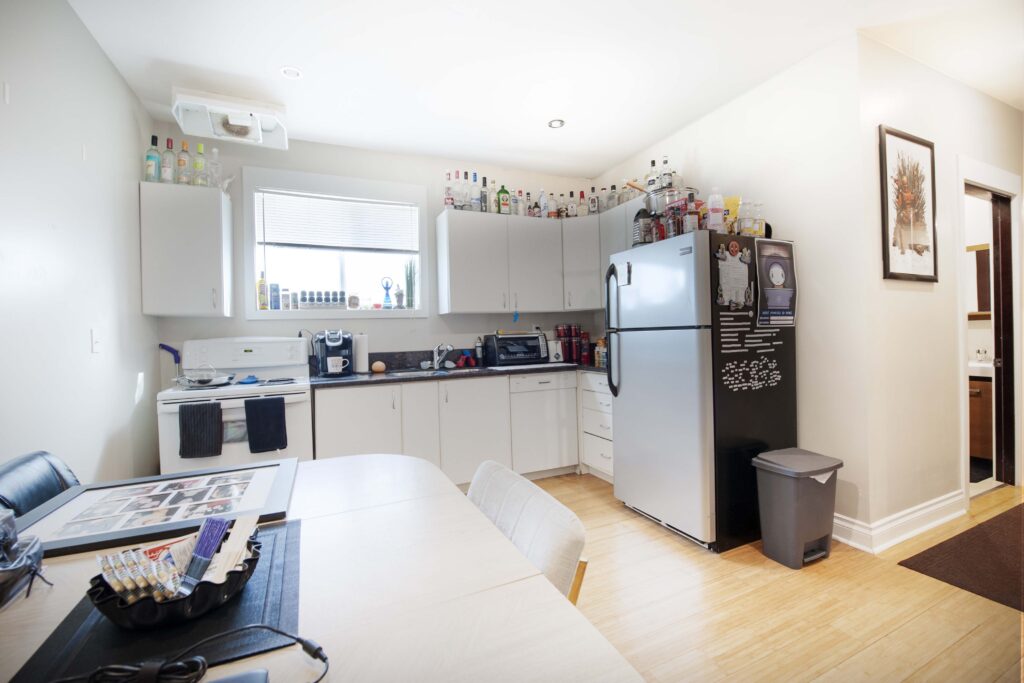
752, 448, 844, 477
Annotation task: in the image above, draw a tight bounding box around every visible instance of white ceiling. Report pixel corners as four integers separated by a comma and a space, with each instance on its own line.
69, 0, 1017, 177
861, 0, 1024, 111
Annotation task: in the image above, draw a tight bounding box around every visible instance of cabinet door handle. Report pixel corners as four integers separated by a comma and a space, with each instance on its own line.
502, 293, 506, 309
444, 389, 449, 403
568, 291, 572, 308
969, 389, 982, 397
392, 390, 397, 409
211, 288, 217, 309
514, 293, 518, 310
599, 400, 611, 408
537, 380, 551, 385
599, 451, 611, 459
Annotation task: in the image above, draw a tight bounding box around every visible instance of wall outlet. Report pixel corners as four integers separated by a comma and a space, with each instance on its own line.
90, 328, 101, 354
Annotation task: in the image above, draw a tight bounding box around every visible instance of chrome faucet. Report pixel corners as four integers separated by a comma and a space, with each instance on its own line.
432, 343, 454, 370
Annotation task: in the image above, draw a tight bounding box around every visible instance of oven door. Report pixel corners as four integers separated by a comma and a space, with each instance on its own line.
157, 389, 313, 474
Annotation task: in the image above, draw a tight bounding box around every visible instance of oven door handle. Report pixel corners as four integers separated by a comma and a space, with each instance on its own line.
157, 391, 309, 413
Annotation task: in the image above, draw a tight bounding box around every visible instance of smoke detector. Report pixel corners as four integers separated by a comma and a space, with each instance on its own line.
171, 88, 288, 150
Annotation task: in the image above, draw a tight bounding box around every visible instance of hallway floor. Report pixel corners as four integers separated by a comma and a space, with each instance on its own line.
535, 475, 1022, 682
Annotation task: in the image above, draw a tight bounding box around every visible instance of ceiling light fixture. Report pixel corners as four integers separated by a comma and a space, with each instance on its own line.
280, 66, 303, 80
548, 119, 565, 129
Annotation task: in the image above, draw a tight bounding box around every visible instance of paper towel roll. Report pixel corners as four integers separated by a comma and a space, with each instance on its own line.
353, 333, 369, 373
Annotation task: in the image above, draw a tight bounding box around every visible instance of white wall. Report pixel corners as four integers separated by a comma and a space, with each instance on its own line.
857, 35, 1022, 521
595, 37, 876, 522
0, 0, 161, 481
152, 122, 603, 379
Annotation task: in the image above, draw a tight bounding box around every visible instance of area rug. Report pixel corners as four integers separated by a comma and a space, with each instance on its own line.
899, 504, 1022, 611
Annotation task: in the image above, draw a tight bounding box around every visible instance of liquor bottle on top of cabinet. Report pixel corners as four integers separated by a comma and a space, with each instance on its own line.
175, 141, 192, 185
470, 172, 481, 211
208, 148, 222, 189
538, 189, 548, 217
444, 170, 454, 207
660, 155, 674, 188
491, 181, 500, 213
497, 183, 511, 214
557, 194, 567, 218
588, 186, 599, 215
645, 159, 659, 190
707, 187, 725, 233
160, 138, 176, 183
192, 143, 209, 186
577, 190, 588, 216
566, 191, 578, 217
605, 185, 618, 209
143, 135, 160, 182
479, 176, 489, 212
510, 188, 519, 215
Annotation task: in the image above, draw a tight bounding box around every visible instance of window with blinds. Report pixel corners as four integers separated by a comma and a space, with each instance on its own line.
253, 189, 421, 313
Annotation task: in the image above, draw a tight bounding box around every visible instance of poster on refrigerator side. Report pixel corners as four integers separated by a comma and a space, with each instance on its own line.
755, 239, 797, 327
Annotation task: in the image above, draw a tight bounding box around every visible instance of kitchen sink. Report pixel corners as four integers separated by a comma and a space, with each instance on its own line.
386, 369, 440, 378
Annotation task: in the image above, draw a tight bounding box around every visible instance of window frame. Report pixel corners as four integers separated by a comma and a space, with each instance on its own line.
242, 166, 429, 320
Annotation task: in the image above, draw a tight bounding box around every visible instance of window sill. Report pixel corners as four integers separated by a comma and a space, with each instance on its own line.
246, 307, 428, 321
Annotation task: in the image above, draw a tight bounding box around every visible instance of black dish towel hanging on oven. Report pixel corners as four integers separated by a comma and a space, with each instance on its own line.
179, 402, 223, 458
245, 396, 287, 453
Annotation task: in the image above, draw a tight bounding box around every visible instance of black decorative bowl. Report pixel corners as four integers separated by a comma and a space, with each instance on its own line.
87, 538, 261, 630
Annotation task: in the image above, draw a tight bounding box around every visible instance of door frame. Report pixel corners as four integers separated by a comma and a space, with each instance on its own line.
956, 157, 1022, 499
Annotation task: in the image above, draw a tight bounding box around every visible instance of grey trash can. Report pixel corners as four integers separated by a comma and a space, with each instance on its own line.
752, 448, 843, 569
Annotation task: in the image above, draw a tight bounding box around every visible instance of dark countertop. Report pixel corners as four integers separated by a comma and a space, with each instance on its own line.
578, 366, 606, 374
311, 363, 584, 388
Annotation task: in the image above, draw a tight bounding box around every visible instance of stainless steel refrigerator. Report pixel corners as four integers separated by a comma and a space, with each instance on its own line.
605, 231, 797, 552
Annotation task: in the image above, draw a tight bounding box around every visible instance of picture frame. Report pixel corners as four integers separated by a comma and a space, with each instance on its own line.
15, 458, 298, 557
879, 125, 938, 282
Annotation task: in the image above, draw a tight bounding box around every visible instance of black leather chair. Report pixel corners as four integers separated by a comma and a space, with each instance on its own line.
0, 451, 80, 517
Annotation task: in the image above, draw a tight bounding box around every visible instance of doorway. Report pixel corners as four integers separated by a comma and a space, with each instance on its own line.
963, 183, 1015, 495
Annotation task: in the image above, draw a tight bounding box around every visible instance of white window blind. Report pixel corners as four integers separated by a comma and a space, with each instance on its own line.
255, 190, 419, 252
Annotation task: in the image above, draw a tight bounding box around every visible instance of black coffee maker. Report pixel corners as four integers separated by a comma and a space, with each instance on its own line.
312, 330, 354, 376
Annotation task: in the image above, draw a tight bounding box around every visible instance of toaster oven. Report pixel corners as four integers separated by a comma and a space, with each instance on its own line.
481, 333, 549, 366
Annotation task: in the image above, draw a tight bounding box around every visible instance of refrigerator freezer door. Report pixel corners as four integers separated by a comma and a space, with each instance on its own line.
608, 232, 711, 331
612, 328, 715, 544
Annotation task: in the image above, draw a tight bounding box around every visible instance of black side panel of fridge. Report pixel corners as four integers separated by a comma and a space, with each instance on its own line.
708, 234, 798, 552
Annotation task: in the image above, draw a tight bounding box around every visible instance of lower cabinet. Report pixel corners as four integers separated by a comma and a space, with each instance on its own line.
315, 384, 402, 457
510, 373, 579, 474
968, 378, 993, 460
439, 376, 512, 485
401, 381, 440, 468
579, 371, 614, 478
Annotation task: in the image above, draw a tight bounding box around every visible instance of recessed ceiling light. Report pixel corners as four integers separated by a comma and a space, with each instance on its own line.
280, 66, 303, 80
548, 119, 565, 129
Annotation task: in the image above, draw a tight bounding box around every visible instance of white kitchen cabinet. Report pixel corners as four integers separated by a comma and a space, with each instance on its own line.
315, 384, 402, 458
140, 182, 232, 317
438, 376, 512, 485
578, 370, 614, 479
510, 373, 579, 474
507, 215, 564, 312
437, 210, 510, 314
562, 214, 601, 311
401, 381, 440, 468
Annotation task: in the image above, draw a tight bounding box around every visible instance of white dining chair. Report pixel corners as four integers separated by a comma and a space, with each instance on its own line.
467, 460, 588, 604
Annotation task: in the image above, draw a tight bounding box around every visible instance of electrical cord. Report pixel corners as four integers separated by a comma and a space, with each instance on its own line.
50, 623, 329, 683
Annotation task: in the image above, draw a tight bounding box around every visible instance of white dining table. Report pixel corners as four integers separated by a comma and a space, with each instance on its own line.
0, 454, 642, 682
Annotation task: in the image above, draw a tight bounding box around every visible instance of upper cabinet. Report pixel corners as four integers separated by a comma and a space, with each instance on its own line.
508, 215, 564, 312
598, 198, 645, 307
437, 210, 510, 314
437, 209, 605, 314
562, 214, 601, 311
140, 182, 232, 317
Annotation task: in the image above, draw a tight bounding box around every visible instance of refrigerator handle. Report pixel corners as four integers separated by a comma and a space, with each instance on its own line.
606, 330, 620, 397
604, 263, 618, 331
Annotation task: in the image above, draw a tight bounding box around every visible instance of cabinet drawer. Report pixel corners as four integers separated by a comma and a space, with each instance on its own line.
582, 433, 613, 475
509, 372, 576, 393
579, 371, 611, 395
582, 408, 613, 440
581, 390, 613, 414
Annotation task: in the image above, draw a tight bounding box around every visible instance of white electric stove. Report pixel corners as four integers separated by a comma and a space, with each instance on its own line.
157, 337, 314, 474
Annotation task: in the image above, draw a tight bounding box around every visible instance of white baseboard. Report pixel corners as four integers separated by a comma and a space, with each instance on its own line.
832, 490, 966, 554
579, 464, 613, 484
522, 465, 579, 481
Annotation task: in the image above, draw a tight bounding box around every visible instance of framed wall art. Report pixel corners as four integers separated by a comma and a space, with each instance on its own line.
879, 125, 938, 282
15, 458, 297, 557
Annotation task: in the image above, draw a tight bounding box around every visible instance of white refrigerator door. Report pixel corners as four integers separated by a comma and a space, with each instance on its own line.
611, 328, 715, 544
608, 232, 711, 330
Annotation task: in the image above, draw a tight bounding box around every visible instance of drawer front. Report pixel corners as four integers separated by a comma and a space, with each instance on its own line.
579, 371, 611, 395
582, 408, 613, 440
509, 372, 577, 393
581, 390, 613, 414
582, 433, 613, 475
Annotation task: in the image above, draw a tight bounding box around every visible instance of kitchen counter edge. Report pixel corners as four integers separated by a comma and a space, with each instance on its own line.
312, 364, 594, 388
